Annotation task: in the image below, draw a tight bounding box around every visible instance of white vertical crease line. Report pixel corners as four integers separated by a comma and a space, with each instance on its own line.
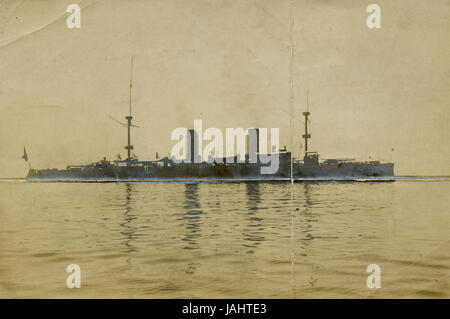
289, 0, 295, 184
289, 0, 296, 297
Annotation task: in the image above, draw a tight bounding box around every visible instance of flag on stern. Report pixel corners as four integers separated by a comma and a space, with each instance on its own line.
22, 146, 28, 162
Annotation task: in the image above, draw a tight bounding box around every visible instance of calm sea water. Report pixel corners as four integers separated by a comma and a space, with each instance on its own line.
0, 180, 448, 298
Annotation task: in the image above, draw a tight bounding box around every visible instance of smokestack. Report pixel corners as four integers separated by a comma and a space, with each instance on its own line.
255, 128, 260, 154
246, 128, 260, 164
188, 129, 199, 164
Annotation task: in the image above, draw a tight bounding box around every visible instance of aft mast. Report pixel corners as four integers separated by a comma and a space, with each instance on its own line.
302, 90, 318, 166
125, 56, 134, 163
302, 90, 311, 155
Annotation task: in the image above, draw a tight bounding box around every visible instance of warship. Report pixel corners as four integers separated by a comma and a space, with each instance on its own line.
25, 59, 394, 181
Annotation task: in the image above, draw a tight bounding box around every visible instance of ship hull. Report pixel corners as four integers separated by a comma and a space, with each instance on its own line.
27, 162, 394, 181
297, 162, 394, 177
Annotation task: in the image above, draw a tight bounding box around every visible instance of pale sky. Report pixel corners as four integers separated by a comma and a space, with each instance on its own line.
0, 0, 449, 177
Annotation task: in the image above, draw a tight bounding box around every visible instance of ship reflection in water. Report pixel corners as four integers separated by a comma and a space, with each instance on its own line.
0, 180, 449, 298
181, 184, 203, 250
119, 183, 138, 254
243, 183, 265, 253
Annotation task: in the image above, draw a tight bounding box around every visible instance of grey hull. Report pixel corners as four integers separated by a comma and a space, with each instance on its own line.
297, 162, 394, 177
27, 162, 394, 181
